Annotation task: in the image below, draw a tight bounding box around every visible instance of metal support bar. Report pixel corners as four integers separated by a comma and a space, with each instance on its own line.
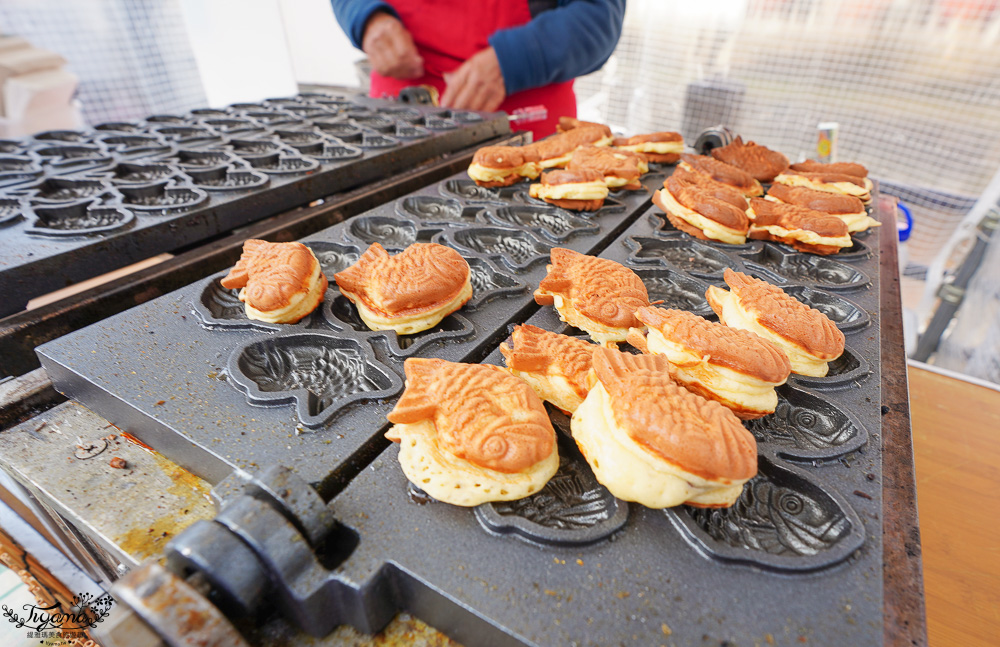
911, 206, 1000, 361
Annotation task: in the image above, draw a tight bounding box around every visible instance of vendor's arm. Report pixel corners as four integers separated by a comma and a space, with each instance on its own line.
489, 0, 626, 96
331, 1, 423, 80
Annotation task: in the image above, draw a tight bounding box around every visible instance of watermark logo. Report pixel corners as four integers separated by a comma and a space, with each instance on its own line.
2, 591, 113, 633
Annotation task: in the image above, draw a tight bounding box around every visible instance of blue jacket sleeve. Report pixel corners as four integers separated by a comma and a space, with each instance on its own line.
330, 0, 398, 50
488, 0, 626, 96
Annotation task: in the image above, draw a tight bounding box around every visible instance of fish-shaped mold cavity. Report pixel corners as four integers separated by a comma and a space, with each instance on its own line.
333, 243, 471, 335
744, 384, 868, 460
439, 179, 510, 204
475, 435, 629, 547
348, 216, 417, 250
633, 267, 713, 318
385, 358, 559, 507
302, 241, 361, 278
464, 257, 526, 310
666, 456, 866, 572
486, 205, 598, 242
626, 237, 739, 279
27, 201, 134, 237
445, 227, 551, 272
781, 286, 870, 332
739, 244, 869, 291
228, 333, 400, 428
398, 196, 479, 225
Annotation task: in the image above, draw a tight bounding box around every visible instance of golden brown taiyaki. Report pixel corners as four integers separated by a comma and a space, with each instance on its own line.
567, 145, 648, 191
334, 243, 472, 334
652, 174, 750, 244
220, 239, 327, 324
528, 169, 609, 211
747, 198, 852, 255
571, 347, 758, 508
385, 358, 559, 506
766, 183, 879, 233
612, 131, 684, 164
500, 324, 596, 414
706, 269, 845, 377
680, 153, 763, 197
774, 159, 873, 203
527, 125, 615, 169
467, 145, 541, 187
534, 248, 650, 346
709, 136, 789, 182
627, 307, 790, 419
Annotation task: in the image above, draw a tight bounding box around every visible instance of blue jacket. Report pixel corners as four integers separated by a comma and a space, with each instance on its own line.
331, 0, 626, 96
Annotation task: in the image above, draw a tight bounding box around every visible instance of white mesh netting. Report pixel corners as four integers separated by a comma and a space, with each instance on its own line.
575, 0, 1000, 274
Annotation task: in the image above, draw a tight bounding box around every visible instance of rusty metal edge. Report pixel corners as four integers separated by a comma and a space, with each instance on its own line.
0, 133, 527, 379
879, 197, 928, 646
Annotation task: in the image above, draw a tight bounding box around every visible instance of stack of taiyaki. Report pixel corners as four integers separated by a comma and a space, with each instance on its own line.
527, 124, 613, 169
534, 248, 649, 345
766, 183, 880, 233
529, 168, 609, 211
653, 172, 750, 244
774, 160, 873, 203
386, 358, 559, 506
706, 269, 845, 377
470, 117, 691, 190
567, 145, 648, 191
679, 153, 763, 197
467, 145, 541, 187
746, 197, 852, 255
334, 243, 472, 334
221, 239, 327, 324
612, 131, 684, 164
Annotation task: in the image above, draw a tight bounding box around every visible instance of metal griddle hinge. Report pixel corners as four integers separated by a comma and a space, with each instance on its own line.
109, 465, 372, 645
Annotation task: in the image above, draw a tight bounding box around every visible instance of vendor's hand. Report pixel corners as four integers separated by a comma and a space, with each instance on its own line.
440, 47, 506, 112
362, 12, 424, 80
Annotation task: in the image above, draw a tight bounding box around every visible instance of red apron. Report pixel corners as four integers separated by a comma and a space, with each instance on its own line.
369, 0, 576, 139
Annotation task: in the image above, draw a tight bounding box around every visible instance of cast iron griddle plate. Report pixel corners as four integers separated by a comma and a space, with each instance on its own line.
314, 202, 883, 646
0, 94, 509, 317
37, 170, 664, 486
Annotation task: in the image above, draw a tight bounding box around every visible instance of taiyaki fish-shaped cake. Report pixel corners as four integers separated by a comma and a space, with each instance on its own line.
747, 198, 852, 255
571, 348, 758, 508
680, 153, 763, 197
531, 124, 615, 169
385, 358, 559, 507
774, 159, 873, 203
612, 131, 684, 164
627, 307, 790, 419
766, 183, 880, 233
334, 243, 472, 334
534, 248, 649, 345
652, 174, 750, 244
221, 239, 327, 324
706, 269, 845, 377
528, 169, 609, 211
467, 145, 541, 187
709, 136, 789, 182
557, 116, 613, 135
500, 324, 596, 414
567, 145, 648, 190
